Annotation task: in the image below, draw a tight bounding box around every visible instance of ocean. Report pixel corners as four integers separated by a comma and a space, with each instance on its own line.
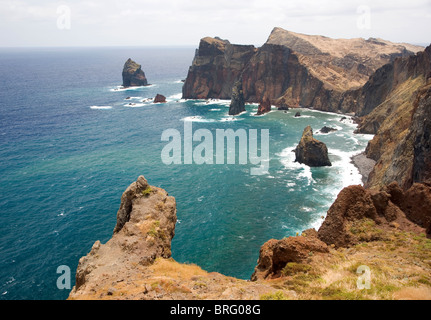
0, 47, 373, 300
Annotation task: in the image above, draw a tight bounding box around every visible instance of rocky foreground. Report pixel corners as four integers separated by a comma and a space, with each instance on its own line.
69, 174, 431, 300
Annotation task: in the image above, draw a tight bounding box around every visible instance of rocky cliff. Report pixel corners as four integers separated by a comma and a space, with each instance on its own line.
122, 58, 149, 87
182, 27, 423, 114
182, 37, 256, 100
353, 45, 431, 190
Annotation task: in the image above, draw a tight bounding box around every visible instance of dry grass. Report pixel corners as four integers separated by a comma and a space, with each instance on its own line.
149, 258, 208, 279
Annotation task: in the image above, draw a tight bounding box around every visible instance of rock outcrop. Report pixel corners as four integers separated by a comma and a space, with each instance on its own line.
228, 80, 245, 115
69, 176, 176, 297
182, 27, 423, 113
154, 94, 167, 103
251, 182, 430, 287
122, 58, 149, 87
317, 183, 431, 248
256, 97, 271, 115
251, 230, 329, 280
294, 126, 332, 167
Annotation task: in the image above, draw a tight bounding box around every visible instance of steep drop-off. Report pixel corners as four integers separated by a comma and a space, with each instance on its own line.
182, 27, 423, 113
182, 37, 256, 100
354, 45, 431, 190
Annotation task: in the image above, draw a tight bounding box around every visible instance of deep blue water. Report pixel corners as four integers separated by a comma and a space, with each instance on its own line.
0, 47, 372, 300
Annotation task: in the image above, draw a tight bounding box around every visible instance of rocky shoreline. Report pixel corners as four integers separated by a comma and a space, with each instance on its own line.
351, 152, 376, 185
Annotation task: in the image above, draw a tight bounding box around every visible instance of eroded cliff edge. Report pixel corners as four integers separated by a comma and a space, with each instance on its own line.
69, 175, 431, 300
182, 27, 423, 113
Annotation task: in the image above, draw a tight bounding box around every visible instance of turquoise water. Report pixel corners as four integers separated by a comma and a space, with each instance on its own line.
0, 47, 372, 299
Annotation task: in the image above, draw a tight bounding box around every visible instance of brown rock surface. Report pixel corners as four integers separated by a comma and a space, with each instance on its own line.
70, 176, 176, 296
317, 184, 428, 248
182, 27, 422, 114
122, 58, 149, 87
294, 126, 332, 167
182, 37, 256, 99
252, 232, 329, 280
228, 80, 245, 115
153, 94, 167, 103
256, 97, 272, 115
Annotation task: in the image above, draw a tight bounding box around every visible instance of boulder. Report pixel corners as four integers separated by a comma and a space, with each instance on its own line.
294, 126, 332, 167
320, 126, 338, 134
154, 94, 167, 103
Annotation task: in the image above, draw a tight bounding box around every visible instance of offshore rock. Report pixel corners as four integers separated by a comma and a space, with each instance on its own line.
122, 58, 149, 87
256, 97, 271, 115
294, 126, 332, 167
154, 94, 167, 103
228, 80, 245, 115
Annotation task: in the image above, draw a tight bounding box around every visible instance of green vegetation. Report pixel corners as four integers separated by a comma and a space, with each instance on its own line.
141, 187, 153, 196
281, 263, 312, 276
260, 291, 289, 300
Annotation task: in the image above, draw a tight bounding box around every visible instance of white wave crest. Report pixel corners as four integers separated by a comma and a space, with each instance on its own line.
90, 106, 112, 110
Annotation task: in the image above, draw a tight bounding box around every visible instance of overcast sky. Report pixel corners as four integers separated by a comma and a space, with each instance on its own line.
1, 0, 430, 47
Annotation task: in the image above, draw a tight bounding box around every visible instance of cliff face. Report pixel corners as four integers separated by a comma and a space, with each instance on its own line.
182, 37, 256, 99
122, 58, 149, 87
353, 45, 431, 190
182, 27, 423, 114
341, 44, 431, 117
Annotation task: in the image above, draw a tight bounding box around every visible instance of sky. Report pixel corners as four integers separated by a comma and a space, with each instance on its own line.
0, 0, 430, 47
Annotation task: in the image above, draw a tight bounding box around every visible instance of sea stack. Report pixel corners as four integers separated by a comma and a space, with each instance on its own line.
229, 80, 246, 115
294, 126, 332, 167
122, 58, 149, 88
256, 97, 272, 115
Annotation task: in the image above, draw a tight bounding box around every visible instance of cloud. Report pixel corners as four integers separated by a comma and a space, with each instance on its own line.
0, 0, 430, 46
